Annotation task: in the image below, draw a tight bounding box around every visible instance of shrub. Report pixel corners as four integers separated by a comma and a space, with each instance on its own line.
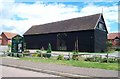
42, 53, 51, 58
47, 50, 51, 53
47, 43, 52, 53
46, 53, 51, 58
106, 41, 112, 52
19, 53, 23, 58
24, 50, 30, 53
57, 55, 64, 60
46, 43, 52, 58
115, 48, 120, 51
94, 56, 101, 62
101, 58, 107, 63
17, 53, 19, 57
102, 58, 118, 63
108, 58, 115, 63
37, 53, 41, 57
32, 53, 38, 57
117, 58, 120, 63
7, 53, 23, 58
7, 53, 11, 56
72, 55, 79, 60
72, 50, 78, 55
72, 51, 79, 60
16, 53, 23, 58
84, 56, 102, 62
84, 56, 120, 63
84, 57, 94, 62
43, 53, 47, 57
7, 53, 21, 57
32, 53, 42, 57
23, 53, 30, 57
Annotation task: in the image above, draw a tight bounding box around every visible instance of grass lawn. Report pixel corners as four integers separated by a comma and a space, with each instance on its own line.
19, 57, 119, 71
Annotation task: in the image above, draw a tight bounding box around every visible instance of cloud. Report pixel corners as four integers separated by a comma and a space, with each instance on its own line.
79, 3, 118, 32
0, 1, 118, 35
0, 1, 79, 35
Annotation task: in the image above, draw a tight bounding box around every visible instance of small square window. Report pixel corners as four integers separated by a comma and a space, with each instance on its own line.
98, 23, 106, 31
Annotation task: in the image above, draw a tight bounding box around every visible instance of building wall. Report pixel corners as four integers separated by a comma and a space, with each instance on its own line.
113, 38, 120, 47
0, 39, 2, 45
24, 30, 96, 52
108, 39, 120, 48
1, 34, 8, 45
24, 33, 57, 50
94, 29, 107, 52
66, 30, 94, 52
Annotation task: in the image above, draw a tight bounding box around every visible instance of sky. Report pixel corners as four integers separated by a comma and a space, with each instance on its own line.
0, 0, 119, 35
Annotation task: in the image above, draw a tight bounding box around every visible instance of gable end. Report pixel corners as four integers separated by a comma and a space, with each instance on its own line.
94, 14, 108, 33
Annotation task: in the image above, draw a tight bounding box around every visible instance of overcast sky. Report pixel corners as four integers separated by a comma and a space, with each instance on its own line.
0, 0, 119, 35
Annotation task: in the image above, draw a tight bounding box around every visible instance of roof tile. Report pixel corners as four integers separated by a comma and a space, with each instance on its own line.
2, 32, 17, 39
108, 33, 120, 39
24, 13, 101, 35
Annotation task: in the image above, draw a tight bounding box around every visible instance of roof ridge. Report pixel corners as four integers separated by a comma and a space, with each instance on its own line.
2, 32, 17, 34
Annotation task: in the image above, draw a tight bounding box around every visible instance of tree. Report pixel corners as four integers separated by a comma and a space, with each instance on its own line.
47, 43, 52, 53
7, 44, 11, 52
46, 43, 52, 58
106, 41, 112, 63
107, 41, 112, 51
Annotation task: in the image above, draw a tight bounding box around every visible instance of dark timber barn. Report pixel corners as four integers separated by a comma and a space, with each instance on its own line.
24, 13, 108, 52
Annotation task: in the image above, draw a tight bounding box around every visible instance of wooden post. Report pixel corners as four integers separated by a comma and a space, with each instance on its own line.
76, 37, 79, 52
107, 52, 109, 63
75, 41, 77, 51
99, 55, 102, 63
68, 52, 70, 60
75, 37, 79, 52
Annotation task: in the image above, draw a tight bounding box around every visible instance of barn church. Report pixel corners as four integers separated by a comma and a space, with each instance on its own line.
24, 13, 108, 52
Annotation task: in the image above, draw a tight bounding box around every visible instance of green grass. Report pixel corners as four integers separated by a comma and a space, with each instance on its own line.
19, 57, 119, 71
52, 51, 116, 54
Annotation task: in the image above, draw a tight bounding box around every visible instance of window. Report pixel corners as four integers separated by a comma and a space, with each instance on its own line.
98, 22, 106, 31
114, 38, 120, 45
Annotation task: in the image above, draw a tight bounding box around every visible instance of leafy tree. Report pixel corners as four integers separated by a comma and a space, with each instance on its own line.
46, 43, 52, 58
106, 41, 112, 63
47, 43, 52, 53
106, 41, 112, 51
7, 44, 11, 52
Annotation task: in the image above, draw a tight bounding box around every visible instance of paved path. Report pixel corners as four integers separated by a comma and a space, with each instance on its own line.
0, 57, 119, 77
1, 65, 60, 77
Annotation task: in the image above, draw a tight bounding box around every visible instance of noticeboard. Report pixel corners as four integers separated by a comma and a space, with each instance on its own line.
11, 35, 24, 53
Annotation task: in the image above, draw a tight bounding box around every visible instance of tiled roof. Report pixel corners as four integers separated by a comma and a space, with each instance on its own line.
24, 13, 101, 35
108, 33, 120, 39
2, 32, 17, 39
